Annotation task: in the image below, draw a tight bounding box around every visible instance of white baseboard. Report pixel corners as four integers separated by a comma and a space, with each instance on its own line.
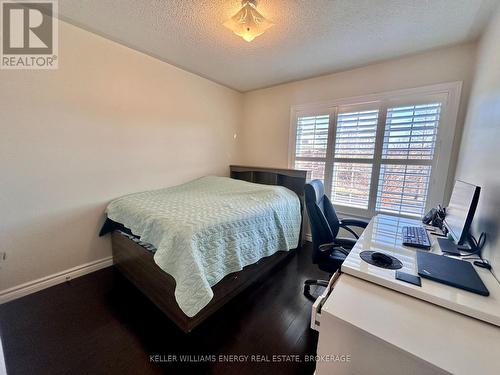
1, 232, 312, 304
0, 256, 113, 304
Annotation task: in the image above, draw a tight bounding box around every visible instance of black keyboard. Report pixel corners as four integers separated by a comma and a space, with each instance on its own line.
402, 226, 431, 250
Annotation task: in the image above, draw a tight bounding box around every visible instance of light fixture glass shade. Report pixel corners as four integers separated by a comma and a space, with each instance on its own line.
223, 1, 274, 42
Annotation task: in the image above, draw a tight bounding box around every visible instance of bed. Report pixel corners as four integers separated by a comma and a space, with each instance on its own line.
100, 166, 307, 332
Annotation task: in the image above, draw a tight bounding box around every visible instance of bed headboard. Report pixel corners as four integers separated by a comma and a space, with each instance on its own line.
229, 165, 308, 198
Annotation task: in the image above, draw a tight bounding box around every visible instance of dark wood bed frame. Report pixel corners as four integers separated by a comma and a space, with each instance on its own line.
112, 165, 308, 333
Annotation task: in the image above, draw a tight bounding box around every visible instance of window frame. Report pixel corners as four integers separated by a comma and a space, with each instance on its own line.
288, 82, 462, 219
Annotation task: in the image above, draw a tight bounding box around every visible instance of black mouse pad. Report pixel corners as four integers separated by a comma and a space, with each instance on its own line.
359, 251, 403, 269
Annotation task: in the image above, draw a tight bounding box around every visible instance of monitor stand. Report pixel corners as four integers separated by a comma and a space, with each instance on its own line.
437, 237, 471, 255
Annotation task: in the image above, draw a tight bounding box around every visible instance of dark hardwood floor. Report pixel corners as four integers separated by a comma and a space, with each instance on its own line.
0, 243, 328, 375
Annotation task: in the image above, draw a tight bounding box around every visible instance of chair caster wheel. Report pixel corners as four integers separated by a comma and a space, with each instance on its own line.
304, 283, 316, 302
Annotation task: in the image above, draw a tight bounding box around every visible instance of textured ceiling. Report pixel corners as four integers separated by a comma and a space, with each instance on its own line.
58, 0, 499, 92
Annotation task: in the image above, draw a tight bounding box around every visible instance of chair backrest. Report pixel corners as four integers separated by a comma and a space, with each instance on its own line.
304, 180, 341, 264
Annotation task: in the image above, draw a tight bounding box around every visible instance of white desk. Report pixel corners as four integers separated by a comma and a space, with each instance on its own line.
314, 214, 500, 375
342, 214, 500, 326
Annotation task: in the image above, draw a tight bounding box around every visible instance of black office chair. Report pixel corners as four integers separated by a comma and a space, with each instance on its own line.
303, 180, 369, 301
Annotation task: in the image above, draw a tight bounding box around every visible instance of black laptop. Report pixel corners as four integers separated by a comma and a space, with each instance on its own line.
417, 252, 489, 296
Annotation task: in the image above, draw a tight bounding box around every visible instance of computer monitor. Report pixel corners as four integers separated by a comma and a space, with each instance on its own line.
443, 180, 481, 245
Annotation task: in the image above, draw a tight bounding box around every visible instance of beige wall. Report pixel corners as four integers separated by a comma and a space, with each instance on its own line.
0, 21, 243, 292
0, 18, 490, 295
455, 6, 500, 274
240, 43, 477, 204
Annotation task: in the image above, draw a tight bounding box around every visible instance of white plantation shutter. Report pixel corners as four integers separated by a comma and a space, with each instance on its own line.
334, 110, 378, 158
330, 109, 379, 209
331, 163, 373, 208
294, 160, 326, 181
291, 84, 458, 218
295, 115, 329, 158
376, 164, 432, 216
293, 114, 331, 182
375, 103, 442, 217
382, 104, 441, 160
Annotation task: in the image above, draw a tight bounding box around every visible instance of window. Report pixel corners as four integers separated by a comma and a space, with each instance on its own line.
290, 82, 461, 218
331, 108, 378, 209
293, 114, 329, 181
376, 103, 441, 216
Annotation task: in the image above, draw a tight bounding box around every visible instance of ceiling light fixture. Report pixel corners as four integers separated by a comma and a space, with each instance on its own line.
223, 0, 274, 42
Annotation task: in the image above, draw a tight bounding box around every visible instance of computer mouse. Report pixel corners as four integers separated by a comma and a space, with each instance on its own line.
371, 252, 393, 266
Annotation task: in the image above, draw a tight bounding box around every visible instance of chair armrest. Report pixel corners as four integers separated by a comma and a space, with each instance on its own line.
319, 242, 350, 256
333, 237, 357, 248
338, 218, 369, 239
339, 218, 369, 229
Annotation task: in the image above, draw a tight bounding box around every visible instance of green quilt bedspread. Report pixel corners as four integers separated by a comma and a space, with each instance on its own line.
105, 176, 301, 317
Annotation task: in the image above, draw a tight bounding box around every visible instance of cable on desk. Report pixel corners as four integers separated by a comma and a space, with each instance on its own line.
449, 233, 486, 257
469, 233, 500, 286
